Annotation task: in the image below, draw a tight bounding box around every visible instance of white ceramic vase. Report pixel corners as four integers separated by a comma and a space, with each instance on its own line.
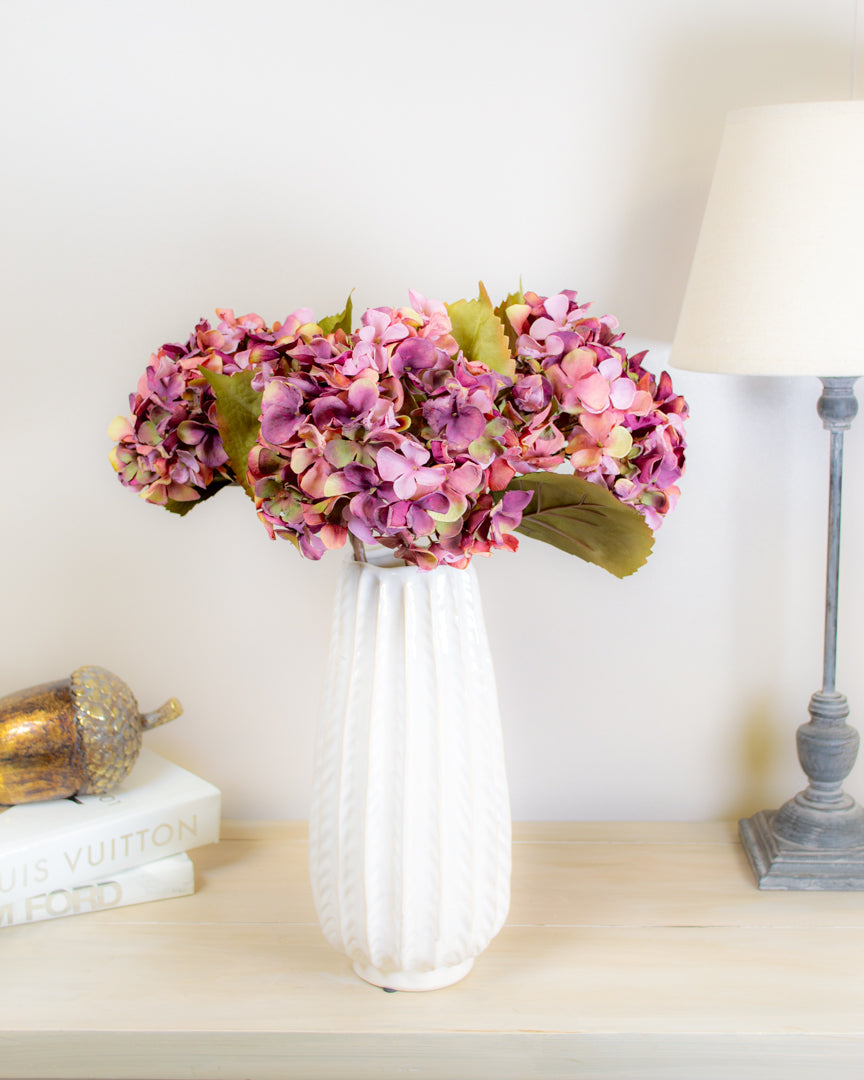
308, 550, 511, 991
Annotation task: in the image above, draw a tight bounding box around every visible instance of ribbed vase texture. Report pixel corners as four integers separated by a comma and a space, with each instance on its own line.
309, 555, 511, 990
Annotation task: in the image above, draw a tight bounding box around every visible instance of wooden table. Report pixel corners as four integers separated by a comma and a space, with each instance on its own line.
2, 821, 863, 1079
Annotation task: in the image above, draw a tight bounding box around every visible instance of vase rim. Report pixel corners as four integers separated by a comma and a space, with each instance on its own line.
346, 549, 473, 576
351, 546, 409, 570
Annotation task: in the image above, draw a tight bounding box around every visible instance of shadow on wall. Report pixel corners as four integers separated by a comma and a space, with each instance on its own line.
723, 693, 789, 822
674, 365, 824, 820
606, 22, 854, 341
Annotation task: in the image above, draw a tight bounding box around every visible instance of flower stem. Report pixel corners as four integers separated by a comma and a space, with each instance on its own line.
350, 534, 367, 564
140, 697, 183, 731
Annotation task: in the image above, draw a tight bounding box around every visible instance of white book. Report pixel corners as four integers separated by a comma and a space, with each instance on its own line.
0, 852, 195, 927
0, 750, 220, 905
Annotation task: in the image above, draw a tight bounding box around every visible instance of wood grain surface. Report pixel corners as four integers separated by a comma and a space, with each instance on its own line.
2, 821, 863, 1079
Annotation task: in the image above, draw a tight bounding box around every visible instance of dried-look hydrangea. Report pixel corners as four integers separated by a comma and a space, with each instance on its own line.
110, 288, 688, 573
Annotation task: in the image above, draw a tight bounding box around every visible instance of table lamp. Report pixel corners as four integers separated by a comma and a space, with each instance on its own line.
670, 101, 864, 889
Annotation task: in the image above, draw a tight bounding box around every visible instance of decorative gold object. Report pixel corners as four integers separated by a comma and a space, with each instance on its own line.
0, 666, 181, 805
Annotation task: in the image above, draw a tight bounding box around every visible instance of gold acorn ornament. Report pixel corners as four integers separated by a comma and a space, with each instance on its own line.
0, 666, 181, 805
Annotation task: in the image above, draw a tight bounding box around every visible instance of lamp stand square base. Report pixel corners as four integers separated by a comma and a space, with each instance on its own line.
739, 811, 864, 890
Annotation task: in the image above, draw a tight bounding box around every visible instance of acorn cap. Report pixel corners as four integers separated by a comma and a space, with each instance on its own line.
71, 665, 182, 795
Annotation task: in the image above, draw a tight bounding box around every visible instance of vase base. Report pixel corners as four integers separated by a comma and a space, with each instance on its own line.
352, 957, 475, 991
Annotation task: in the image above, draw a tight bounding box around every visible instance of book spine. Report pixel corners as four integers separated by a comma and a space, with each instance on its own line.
0, 791, 220, 903
0, 853, 195, 927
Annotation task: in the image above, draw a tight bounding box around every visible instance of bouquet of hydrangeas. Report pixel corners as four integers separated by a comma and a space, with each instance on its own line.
110, 285, 687, 575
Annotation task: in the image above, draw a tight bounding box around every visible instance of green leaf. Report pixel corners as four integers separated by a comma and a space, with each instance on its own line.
318, 292, 354, 336
198, 367, 262, 499
446, 282, 515, 378
163, 478, 235, 516
494, 287, 526, 352
509, 472, 654, 578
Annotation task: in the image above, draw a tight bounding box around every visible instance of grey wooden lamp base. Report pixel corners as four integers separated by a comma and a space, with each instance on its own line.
739, 379, 864, 890
739, 690, 864, 889
739, 811, 864, 890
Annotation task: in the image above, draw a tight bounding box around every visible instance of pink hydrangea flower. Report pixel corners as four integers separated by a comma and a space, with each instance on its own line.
112, 288, 688, 569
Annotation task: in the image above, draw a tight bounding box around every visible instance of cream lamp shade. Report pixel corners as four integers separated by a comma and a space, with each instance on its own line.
670, 101, 864, 376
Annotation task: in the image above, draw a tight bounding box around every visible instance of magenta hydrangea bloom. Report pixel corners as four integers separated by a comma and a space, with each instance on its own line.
508, 291, 687, 528
109, 308, 308, 505
247, 300, 530, 569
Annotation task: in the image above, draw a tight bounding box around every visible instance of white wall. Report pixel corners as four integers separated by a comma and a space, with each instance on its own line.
2, 0, 863, 820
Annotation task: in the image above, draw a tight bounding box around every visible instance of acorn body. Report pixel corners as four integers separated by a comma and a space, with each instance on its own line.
0, 679, 82, 803
0, 666, 181, 805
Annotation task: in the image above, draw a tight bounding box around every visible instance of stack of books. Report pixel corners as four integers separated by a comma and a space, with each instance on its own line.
0, 750, 221, 927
